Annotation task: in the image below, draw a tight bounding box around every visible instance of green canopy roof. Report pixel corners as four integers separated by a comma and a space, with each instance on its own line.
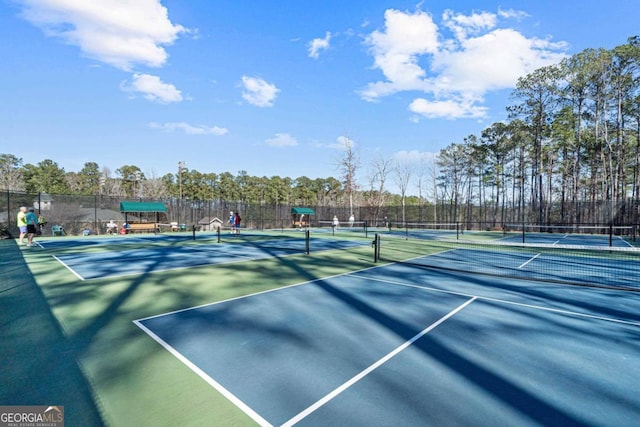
120, 202, 167, 213
291, 207, 315, 215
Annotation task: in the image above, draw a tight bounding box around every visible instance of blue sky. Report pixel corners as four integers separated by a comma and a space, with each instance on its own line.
1, 0, 638, 192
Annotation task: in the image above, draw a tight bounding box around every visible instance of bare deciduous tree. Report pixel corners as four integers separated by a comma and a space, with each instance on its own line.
394, 157, 413, 226
336, 136, 359, 216
366, 155, 393, 224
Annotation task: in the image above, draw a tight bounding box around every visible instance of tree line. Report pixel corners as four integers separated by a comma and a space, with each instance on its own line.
431, 36, 640, 226
2, 36, 639, 226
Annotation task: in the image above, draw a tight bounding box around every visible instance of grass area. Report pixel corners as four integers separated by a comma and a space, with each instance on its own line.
2, 233, 375, 426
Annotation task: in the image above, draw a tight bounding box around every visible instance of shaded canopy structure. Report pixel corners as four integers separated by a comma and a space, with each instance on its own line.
119, 202, 167, 223
291, 207, 315, 215
291, 207, 315, 228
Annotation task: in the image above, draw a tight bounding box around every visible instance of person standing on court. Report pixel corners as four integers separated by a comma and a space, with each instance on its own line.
37, 213, 47, 235
17, 206, 27, 245
349, 213, 355, 227
25, 208, 38, 247
234, 212, 241, 234
332, 215, 339, 228
228, 211, 235, 234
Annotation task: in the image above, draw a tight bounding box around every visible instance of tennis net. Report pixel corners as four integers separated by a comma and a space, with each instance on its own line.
212, 228, 311, 254
375, 234, 640, 291
390, 222, 461, 239
315, 220, 369, 236
503, 224, 636, 244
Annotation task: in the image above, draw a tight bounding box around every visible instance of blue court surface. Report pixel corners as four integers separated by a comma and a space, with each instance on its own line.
52, 237, 367, 280
382, 227, 635, 248
401, 246, 640, 290
36, 233, 190, 249
499, 232, 633, 247
135, 262, 640, 426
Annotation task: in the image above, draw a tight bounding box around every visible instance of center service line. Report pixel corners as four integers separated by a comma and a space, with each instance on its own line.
281, 297, 478, 427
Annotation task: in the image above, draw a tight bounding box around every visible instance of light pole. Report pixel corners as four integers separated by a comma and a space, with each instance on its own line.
178, 161, 186, 225
133, 171, 141, 200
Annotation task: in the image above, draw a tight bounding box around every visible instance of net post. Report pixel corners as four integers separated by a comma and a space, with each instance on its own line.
217, 226, 221, 243
364, 220, 368, 238
456, 222, 459, 240
192, 224, 196, 241
305, 229, 310, 254
609, 223, 613, 247
372, 233, 380, 263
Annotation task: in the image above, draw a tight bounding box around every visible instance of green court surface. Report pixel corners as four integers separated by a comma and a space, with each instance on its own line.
0, 234, 375, 426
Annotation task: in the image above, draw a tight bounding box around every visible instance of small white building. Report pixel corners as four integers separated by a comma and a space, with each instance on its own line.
198, 216, 224, 232
33, 193, 54, 211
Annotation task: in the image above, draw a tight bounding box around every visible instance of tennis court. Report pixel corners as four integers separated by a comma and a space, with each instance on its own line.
47, 232, 367, 280
3, 229, 640, 426
374, 236, 640, 291
375, 222, 638, 248
500, 224, 636, 247
136, 263, 640, 426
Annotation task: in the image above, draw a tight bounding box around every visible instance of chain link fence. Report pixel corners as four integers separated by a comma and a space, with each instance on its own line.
1, 190, 637, 238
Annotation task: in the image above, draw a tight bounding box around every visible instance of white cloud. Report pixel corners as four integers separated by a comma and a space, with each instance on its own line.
121, 73, 182, 103
392, 149, 437, 164
497, 8, 529, 20
149, 122, 228, 136
409, 97, 487, 119
241, 75, 279, 107
308, 32, 331, 59
329, 135, 356, 151
266, 133, 297, 147
363, 9, 439, 94
442, 9, 497, 40
431, 29, 567, 95
361, 7, 568, 119
17, 0, 187, 70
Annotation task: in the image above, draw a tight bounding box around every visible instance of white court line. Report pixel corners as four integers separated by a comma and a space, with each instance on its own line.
58, 245, 300, 281
618, 235, 634, 247
135, 263, 384, 321
352, 273, 640, 327
133, 260, 640, 425
518, 253, 541, 269
281, 297, 477, 427
132, 264, 387, 425
52, 255, 85, 281
133, 320, 274, 427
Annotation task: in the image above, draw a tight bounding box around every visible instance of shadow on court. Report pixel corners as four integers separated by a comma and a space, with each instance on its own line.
139, 249, 640, 426
0, 239, 105, 426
